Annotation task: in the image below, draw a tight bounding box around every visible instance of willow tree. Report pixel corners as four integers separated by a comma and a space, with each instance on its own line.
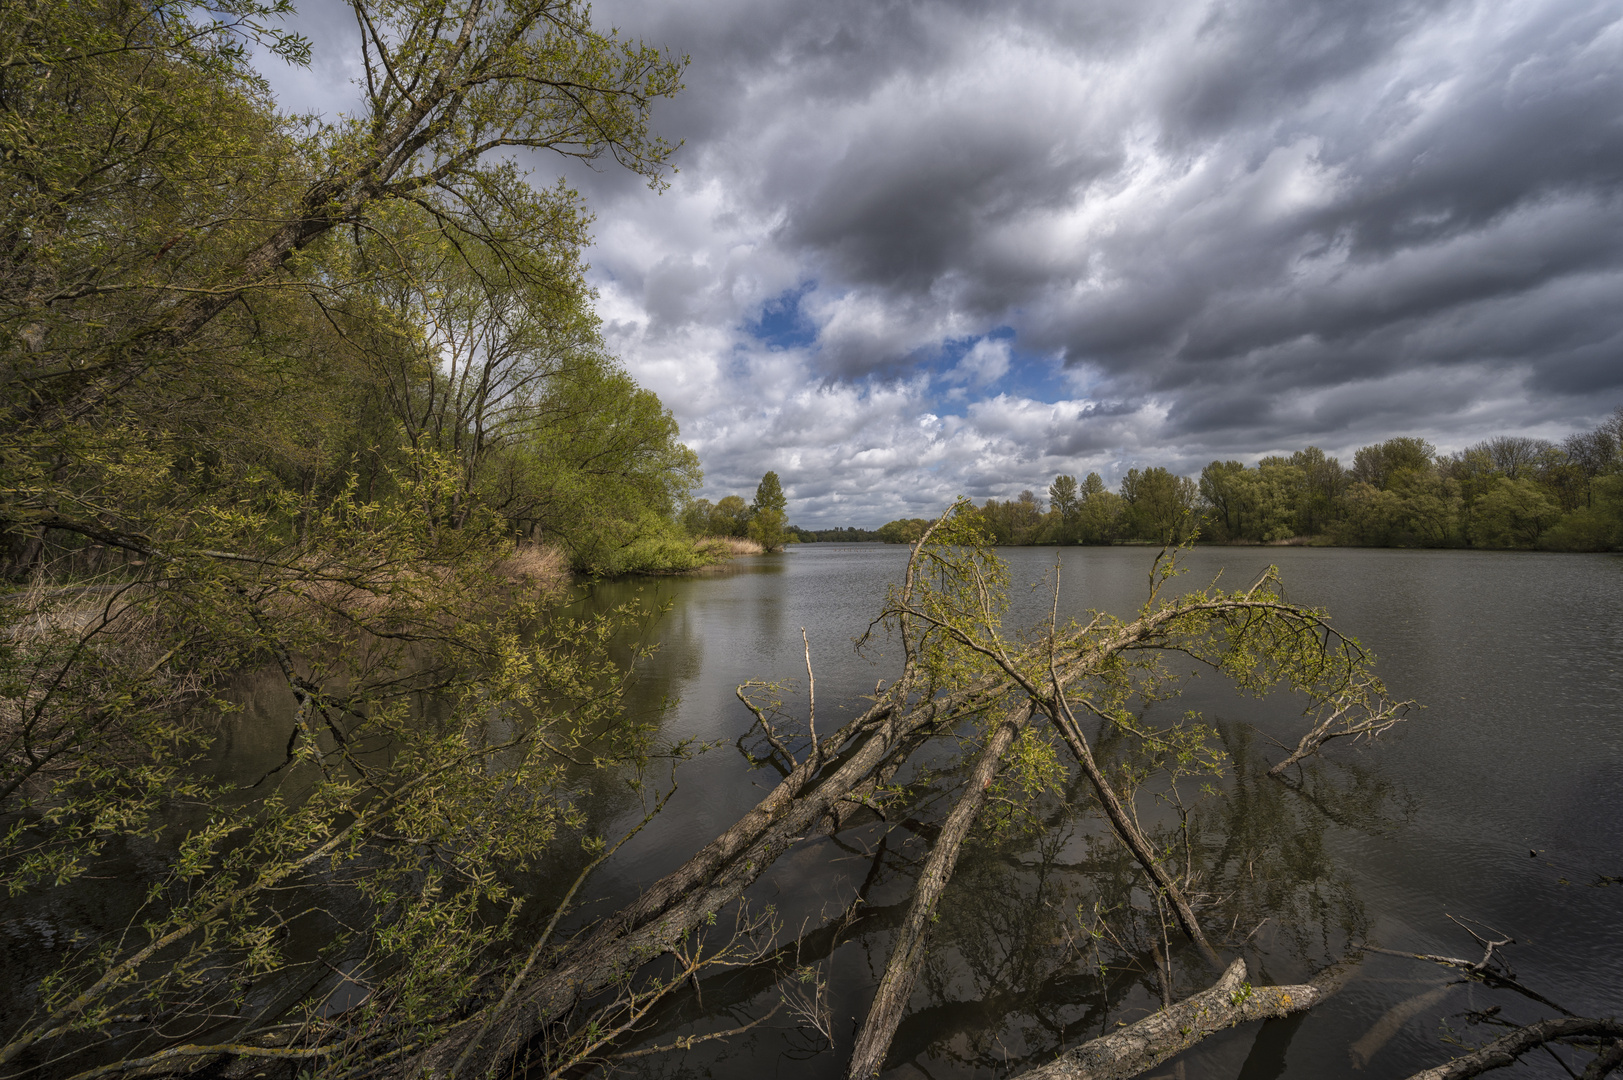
5, 0, 685, 571
1, 2, 694, 1076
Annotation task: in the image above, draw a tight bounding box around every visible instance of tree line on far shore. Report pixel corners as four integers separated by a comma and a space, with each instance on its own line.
867, 410, 1623, 551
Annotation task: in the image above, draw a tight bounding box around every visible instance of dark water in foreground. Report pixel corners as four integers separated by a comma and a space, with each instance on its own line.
582, 544, 1623, 1079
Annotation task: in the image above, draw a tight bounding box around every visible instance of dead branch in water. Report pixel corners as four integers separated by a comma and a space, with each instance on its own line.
1400, 1017, 1623, 1080
1008, 957, 1347, 1080
1369, 925, 1623, 1080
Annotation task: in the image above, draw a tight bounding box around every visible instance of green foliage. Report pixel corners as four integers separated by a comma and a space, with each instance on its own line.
870, 503, 1403, 976
1471, 477, 1562, 547
1198, 459, 1302, 542
748, 506, 789, 552
745, 473, 788, 550
707, 495, 751, 537
1120, 467, 1196, 543
1350, 437, 1436, 490
0, 0, 709, 1071
888, 410, 1620, 552
975, 490, 1044, 545
1047, 474, 1081, 543
1076, 473, 1124, 544
878, 518, 931, 544
752, 471, 787, 516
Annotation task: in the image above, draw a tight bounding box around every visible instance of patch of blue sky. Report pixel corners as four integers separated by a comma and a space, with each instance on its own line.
745, 282, 819, 350
923, 327, 1071, 415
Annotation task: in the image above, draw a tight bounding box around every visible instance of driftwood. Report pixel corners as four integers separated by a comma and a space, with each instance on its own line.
1010, 957, 1342, 1080
1371, 925, 1623, 1080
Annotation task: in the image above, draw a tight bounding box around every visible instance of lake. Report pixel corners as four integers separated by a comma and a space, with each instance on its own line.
578, 543, 1623, 1079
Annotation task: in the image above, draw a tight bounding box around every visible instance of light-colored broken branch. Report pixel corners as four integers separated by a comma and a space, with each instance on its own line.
1011, 958, 1338, 1080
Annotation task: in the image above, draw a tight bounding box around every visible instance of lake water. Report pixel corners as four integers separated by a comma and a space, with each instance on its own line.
580, 543, 1623, 1079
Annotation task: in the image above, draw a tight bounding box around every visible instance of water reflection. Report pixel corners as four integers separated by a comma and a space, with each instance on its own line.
573, 545, 1623, 1079
10, 546, 1618, 1080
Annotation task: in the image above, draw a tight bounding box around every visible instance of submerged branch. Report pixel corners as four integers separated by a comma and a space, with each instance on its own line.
1401, 1018, 1623, 1080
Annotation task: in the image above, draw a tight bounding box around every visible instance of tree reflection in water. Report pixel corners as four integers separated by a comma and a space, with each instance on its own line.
604, 713, 1413, 1080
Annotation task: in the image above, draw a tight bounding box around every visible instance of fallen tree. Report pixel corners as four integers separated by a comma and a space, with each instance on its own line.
1368, 924, 1623, 1080
396, 502, 1410, 1079
1, 501, 1415, 1080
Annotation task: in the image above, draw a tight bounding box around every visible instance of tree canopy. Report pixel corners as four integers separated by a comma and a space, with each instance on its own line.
1, 3, 714, 1075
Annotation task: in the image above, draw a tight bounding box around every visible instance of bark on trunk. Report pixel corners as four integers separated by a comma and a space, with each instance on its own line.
415, 676, 1015, 1079
846, 703, 1034, 1079
1046, 699, 1220, 968
1010, 958, 1334, 1080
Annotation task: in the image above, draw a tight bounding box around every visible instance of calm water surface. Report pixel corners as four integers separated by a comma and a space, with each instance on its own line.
582, 544, 1623, 1079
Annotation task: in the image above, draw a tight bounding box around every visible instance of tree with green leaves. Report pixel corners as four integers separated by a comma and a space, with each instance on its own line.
1120, 466, 1196, 543
1047, 474, 1080, 542
752, 470, 787, 516
1349, 437, 1435, 490
1076, 471, 1123, 543
1198, 461, 1248, 540
392, 499, 1410, 1080
877, 518, 931, 543
708, 494, 751, 537
0, 3, 707, 1076
747, 471, 788, 551
1472, 477, 1562, 547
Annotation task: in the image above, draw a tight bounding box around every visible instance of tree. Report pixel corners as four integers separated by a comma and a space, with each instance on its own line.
1472, 477, 1561, 547
403, 502, 1409, 1080
1289, 446, 1346, 535
1472, 435, 1553, 480
708, 495, 751, 537
681, 497, 716, 536
1077, 472, 1123, 544
877, 518, 930, 543
1250, 457, 1307, 542
5, 0, 684, 443
747, 473, 789, 551
1350, 437, 1435, 490
1120, 467, 1196, 543
1198, 461, 1247, 540
752, 470, 787, 516
747, 507, 788, 552
1047, 474, 1080, 542
0, 3, 703, 1075
976, 491, 1043, 545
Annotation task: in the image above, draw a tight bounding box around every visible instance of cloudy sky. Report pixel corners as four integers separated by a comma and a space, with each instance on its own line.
261, 0, 1623, 527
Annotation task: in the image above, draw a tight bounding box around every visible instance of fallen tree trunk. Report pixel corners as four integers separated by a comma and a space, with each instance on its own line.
418, 627, 1131, 1076
1043, 687, 1220, 967
846, 702, 1035, 1079
417, 672, 1022, 1079
1011, 958, 1340, 1080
